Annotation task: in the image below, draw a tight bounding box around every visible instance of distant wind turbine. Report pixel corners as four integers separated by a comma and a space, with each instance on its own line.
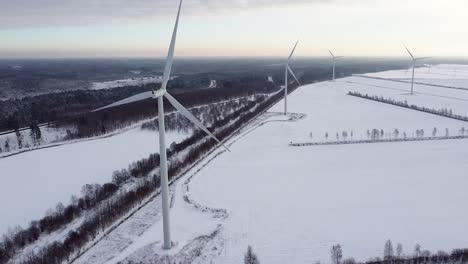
93, 0, 229, 250
404, 45, 430, 95
283, 41, 301, 115
329, 50, 344, 81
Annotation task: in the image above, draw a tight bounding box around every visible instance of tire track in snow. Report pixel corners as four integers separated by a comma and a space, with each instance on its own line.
182, 112, 306, 218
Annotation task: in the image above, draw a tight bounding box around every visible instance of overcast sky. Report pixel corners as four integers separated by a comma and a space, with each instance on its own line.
1, 0, 467, 58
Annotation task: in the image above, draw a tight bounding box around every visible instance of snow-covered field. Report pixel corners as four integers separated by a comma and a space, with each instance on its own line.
73, 66, 468, 264
91, 76, 164, 90
364, 64, 468, 89
0, 125, 71, 156
346, 74, 468, 117
0, 127, 188, 235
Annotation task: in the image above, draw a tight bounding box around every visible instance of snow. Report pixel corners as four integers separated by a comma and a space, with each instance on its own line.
74, 66, 468, 264
0, 125, 72, 156
0, 128, 188, 235
363, 64, 468, 89
208, 80, 217, 88
343, 75, 468, 117
187, 83, 468, 263
91, 76, 165, 90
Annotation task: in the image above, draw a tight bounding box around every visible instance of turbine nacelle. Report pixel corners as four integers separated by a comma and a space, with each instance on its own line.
152, 89, 167, 99
329, 50, 344, 61
404, 45, 430, 62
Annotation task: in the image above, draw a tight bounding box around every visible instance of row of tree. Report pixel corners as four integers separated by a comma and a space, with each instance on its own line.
330, 242, 467, 264
0, 124, 42, 154
348, 91, 468, 123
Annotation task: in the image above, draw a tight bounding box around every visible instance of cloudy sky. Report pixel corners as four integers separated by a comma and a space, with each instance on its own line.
1, 0, 467, 58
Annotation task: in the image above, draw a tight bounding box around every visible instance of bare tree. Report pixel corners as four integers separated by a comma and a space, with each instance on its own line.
15, 129, 23, 149
384, 239, 394, 260
396, 243, 403, 258
414, 244, 421, 257
331, 244, 343, 264
244, 246, 260, 264
4, 138, 10, 152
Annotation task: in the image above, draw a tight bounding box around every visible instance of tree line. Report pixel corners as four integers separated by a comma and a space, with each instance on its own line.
328, 241, 467, 264
0, 73, 276, 133
348, 91, 468, 123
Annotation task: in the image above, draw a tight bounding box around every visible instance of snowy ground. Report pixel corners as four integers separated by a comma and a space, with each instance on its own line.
208, 80, 217, 89
0, 125, 72, 156
363, 64, 468, 89
0, 127, 188, 235
344, 75, 468, 117
91, 76, 164, 90
73, 66, 468, 264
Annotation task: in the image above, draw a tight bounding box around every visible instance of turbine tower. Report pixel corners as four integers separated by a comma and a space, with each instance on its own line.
329, 50, 344, 81
93, 0, 229, 250
404, 45, 430, 95
283, 41, 301, 115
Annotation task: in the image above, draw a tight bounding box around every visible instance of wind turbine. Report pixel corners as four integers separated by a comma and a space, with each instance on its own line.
404, 45, 430, 95
283, 41, 301, 115
93, 0, 229, 250
329, 50, 344, 81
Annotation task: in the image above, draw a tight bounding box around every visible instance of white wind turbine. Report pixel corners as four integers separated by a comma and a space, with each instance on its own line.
93, 0, 229, 250
283, 41, 301, 115
404, 45, 430, 95
329, 50, 344, 81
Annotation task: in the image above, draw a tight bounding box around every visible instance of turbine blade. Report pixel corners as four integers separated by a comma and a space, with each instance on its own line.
92, 91, 155, 112
287, 40, 299, 62
164, 93, 231, 152
404, 45, 414, 59
161, 0, 183, 91
287, 65, 301, 85
328, 50, 335, 58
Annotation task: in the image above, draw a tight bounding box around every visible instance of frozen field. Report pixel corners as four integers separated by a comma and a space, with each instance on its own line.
91, 76, 164, 90
75, 67, 468, 264
0, 128, 188, 235
343, 75, 468, 117
364, 64, 468, 89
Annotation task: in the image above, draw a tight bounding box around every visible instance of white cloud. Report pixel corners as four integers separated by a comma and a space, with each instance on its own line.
0, 0, 330, 29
